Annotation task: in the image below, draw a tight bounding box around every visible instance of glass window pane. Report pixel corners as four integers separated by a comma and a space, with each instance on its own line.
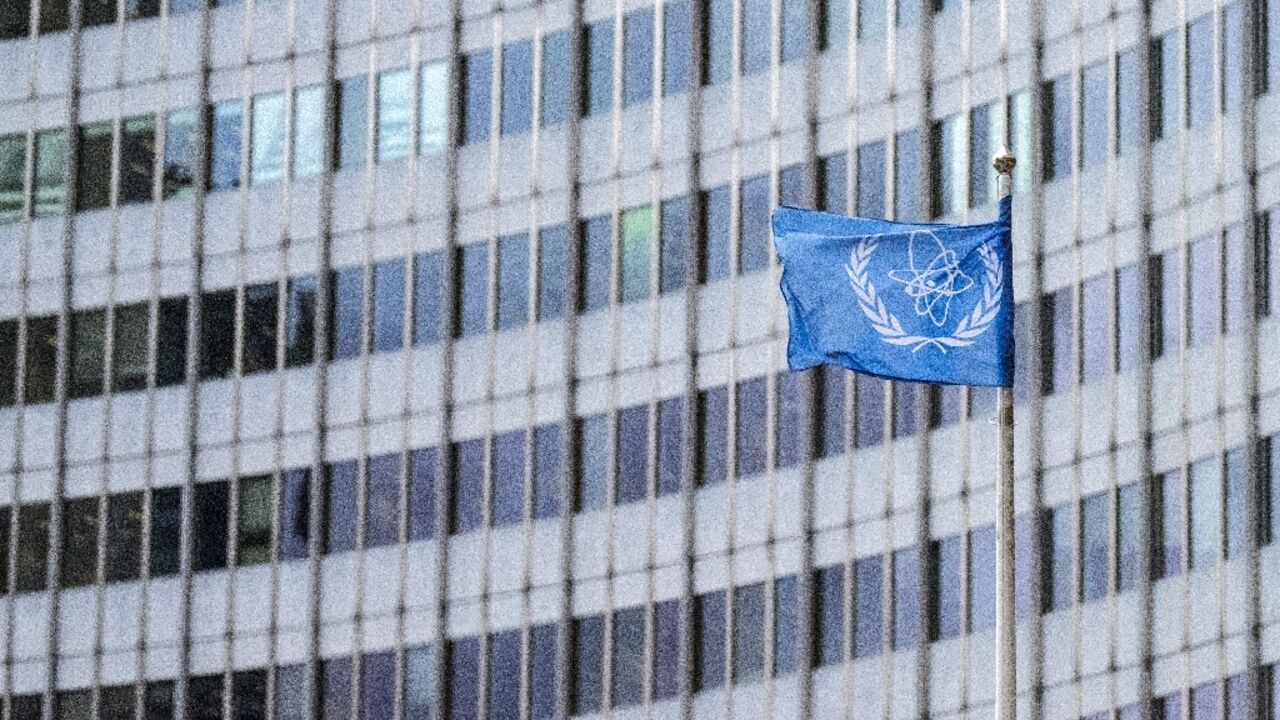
32, 128, 67, 217
100, 686, 135, 720
529, 625, 558, 718
819, 152, 847, 213
1189, 235, 1220, 346
659, 195, 689, 293
16, 503, 49, 592
968, 526, 995, 631
231, 669, 266, 720
0, 320, 15, 407
13, 697, 43, 720
623, 9, 654, 106
663, 1, 691, 95
1081, 492, 1109, 602
698, 386, 728, 486
573, 616, 605, 712
784, 0, 811, 59
1080, 273, 1111, 383
235, 475, 272, 566
896, 0, 920, 26
164, 108, 197, 198
580, 215, 612, 311
1117, 49, 1139, 153
933, 384, 964, 427
372, 259, 405, 353
82, 0, 116, 24
536, 225, 567, 321
112, 303, 149, 392
1116, 265, 1138, 371
492, 430, 525, 526
293, 85, 324, 178
1152, 31, 1181, 139
540, 32, 570, 126
209, 101, 243, 192
105, 491, 143, 583
735, 377, 767, 478
620, 206, 652, 303
193, 481, 230, 572
1009, 91, 1032, 191
285, 275, 317, 367
612, 607, 646, 706
408, 448, 437, 540
892, 547, 918, 649
814, 565, 844, 664
24, 315, 58, 404
463, 50, 492, 145
148, 487, 181, 577
365, 453, 401, 546
497, 233, 529, 330
616, 405, 649, 505
657, 397, 684, 495
361, 652, 395, 720
1224, 224, 1245, 334
932, 114, 964, 217
694, 591, 726, 691
702, 185, 731, 282
1155, 248, 1182, 357
1225, 674, 1250, 720
931, 535, 962, 640
275, 666, 308, 720
533, 424, 562, 519
856, 140, 885, 217
120, 115, 156, 204
452, 438, 485, 534
772, 575, 799, 675
703, 0, 732, 85
733, 583, 766, 682
858, 0, 884, 39
969, 101, 1000, 207
1222, 4, 1241, 114
741, 0, 769, 74
1157, 469, 1186, 578
1081, 60, 1108, 169
1189, 456, 1221, 569
585, 20, 614, 116
325, 460, 358, 553
653, 599, 681, 698
242, 282, 279, 374
0, 0, 30, 40
1116, 482, 1139, 591
188, 677, 224, 720
1225, 447, 1247, 557
420, 61, 449, 154
457, 242, 490, 337
739, 174, 770, 273
279, 468, 310, 560
376, 68, 412, 161
488, 632, 520, 720
779, 162, 808, 206
199, 290, 235, 379
56, 691, 91, 720
0, 134, 26, 223
894, 129, 921, 220
893, 381, 919, 438
855, 374, 884, 448
1191, 682, 1220, 720
1045, 287, 1074, 394
330, 266, 365, 358
500, 42, 533, 136
60, 497, 99, 587
322, 658, 353, 720
1041, 505, 1073, 611
336, 75, 369, 169
1041, 76, 1071, 181
1188, 15, 1213, 128
413, 251, 444, 345
77, 121, 113, 211
775, 371, 807, 469
250, 92, 285, 185
576, 414, 608, 510
70, 309, 106, 399
818, 365, 846, 457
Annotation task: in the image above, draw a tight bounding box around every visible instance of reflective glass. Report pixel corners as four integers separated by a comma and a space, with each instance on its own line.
704, 0, 732, 85
1042, 76, 1071, 181
1081, 60, 1108, 169
585, 20, 614, 116
1081, 492, 1108, 602
105, 491, 143, 582
739, 174, 770, 273
663, 1, 691, 95
733, 583, 766, 682
1189, 235, 1220, 346
497, 233, 529, 329
164, 108, 197, 197
819, 152, 847, 213
968, 525, 995, 630
659, 195, 690, 293
77, 121, 112, 211
70, 309, 106, 399
775, 370, 807, 468
612, 607, 646, 706
24, 315, 58, 404
537, 225, 567, 321
1189, 456, 1221, 570
420, 61, 449, 154
322, 659, 353, 720
653, 599, 682, 697
1157, 469, 1186, 577
702, 185, 731, 282
330, 266, 365, 358
620, 206, 652, 303
112, 302, 149, 392
236, 475, 272, 565
292, 86, 325, 177
581, 215, 612, 311
492, 430, 525, 526
1225, 447, 1247, 557
1117, 265, 1138, 371
1045, 287, 1074, 394
1152, 31, 1181, 139
893, 547, 918, 648
199, 290, 235, 379
16, 504, 49, 592
275, 666, 308, 720
1188, 16, 1213, 128
452, 439, 485, 533
694, 591, 726, 690
1117, 49, 1139, 152
120, 115, 156, 204
858, 0, 884, 38
325, 461, 358, 553
377, 68, 412, 161
488, 632, 520, 720
1042, 505, 1072, 611
773, 575, 799, 675
279, 468, 310, 560
856, 140, 885, 217
529, 624, 558, 718
365, 454, 401, 546
932, 114, 964, 217
250, 92, 285, 185
814, 565, 844, 664
285, 275, 317, 366
742, 0, 769, 74
735, 377, 767, 477
1009, 91, 1031, 191
819, 365, 846, 456
0, 134, 25, 223
413, 251, 444, 345
623, 9, 654, 105
336, 75, 369, 169
893, 381, 918, 438
896, 0, 920, 26
855, 374, 884, 448
698, 386, 728, 485
1080, 273, 1111, 383
1191, 682, 1220, 720
576, 414, 608, 510
372, 259, 405, 352
1226, 674, 1250, 720
242, 282, 279, 374
60, 497, 99, 587
1117, 482, 1139, 591
541, 32, 570, 126
573, 616, 605, 712
193, 481, 229, 571
931, 535, 962, 640
1154, 248, 1182, 357
149, 487, 181, 577
500, 42, 533, 135
0, 1, 29, 40
657, 397, 684, 495
969, 101, 1000, 207
616, 405, 648, 504
408, 448, 437, 540
209, 101, 243, 192
533, 424, 562, 519
894, 129, 921, 220
1225, 224, 1244, 334
463, 51, 493, 144
457, 243, 489, 337
785, 0, 812, 58
1270, 438, 1279, 545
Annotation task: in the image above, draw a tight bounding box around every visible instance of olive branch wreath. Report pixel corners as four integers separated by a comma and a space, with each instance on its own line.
844, 233, 1004, 353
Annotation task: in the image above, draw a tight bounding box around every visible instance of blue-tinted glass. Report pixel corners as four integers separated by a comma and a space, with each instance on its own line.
463, 50, 493, 144
541, 32, 570, 127
576, 414, 608, 510
278, 469, 310, 561
660, 195, 690, 292
336, 75, 369, 169
1045, 287, 1073, 394
458, 243, 490, 337
1155, 249, 1181, 357
664, 1, 691, 95
783, 0, 811, 59
858, 0, 884, 38
501, 42, 533, 136
857, 140, 886, 217
657, 397, 684, 495
612, 607, 646, 706
1189, 457, 1221, 570
448, 639, 480, 720
452, 439, 485, 534
968, 102, 996, 207
1042, 505, 1073, 611
529, 624, 558, 719
819, 365, 846, 457
814, 566, 845, 665
404, 648, 436, 720
408, 448, 437, 541
193, 482, 229, 572
739, 174, 770, 273
1225, 224, 1245, 335
932, 536, 963, 640
779, 162, 807, 207
695, 591, 726, 691
1081, 61, 1108, 169
1191, 682, 1219, 720
1116, 482, 1138, 591
275, 666, 307, 720
702, 185, 731, 282
1189, 235, 1219, 346
698, 386, 728, 486
488, 631, 520, 720
895, 0, 920, 26
1081, 273, 1111, 383
818, 153, 847, 213
1225, 448, 1247, 557
361, 652, 395, 720
733, 583, 766, 682
1152, 31, 1181, 139
855, 374, 884, 448
932, 114, 964, 217
497, 233, 529, 330
1042, 76, 1071, 181
653, 599, 682, 698
773, 575, 799, 675
325, 462, 357, 553
704, 0, 732, 85
1116, 265, 1138, 371
1117, 49, 1140, 152
775, 371, 807, 469
585, 20, 615, 115
623, 9, 654, 105
376, 68, 412, 162
742, 0, 769, 74
365, 454, 401, 547
371, 259, 405, 353
616, 405, 649, 504
533, 424, 562, 519
1226, 674, 1250, 720
209, 100, 243, 191
292, 86, 324, 179
735, 377, 767, 477
892, 547, 918, 648
1158, 469, 1186, 578
1271, 0, 1280, 95
573, 616, 605, 712
413, 251, 444, 345
892, 381, 918, 438
968, 526, 995, 630
1188, 16, 1213, 128
1157, 694, 1183, 720
537, 225, 568, 321
492, 430, 525, 527
330, 267, 365, 359
1080, 492, 1108, 602
581, 215, 612, 312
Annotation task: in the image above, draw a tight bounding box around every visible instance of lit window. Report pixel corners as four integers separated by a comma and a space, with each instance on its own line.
487, 632, 520, 719
336, 75, 369, 169
735, 377, 767, 477
576, 414, 608, 510
0, 134, 25, 223
163, 108, 197, 197
279, 468, 310, 560
931, 535, 963, 640
420, 61, 449, 154
584, 20, 614, 116
16, 503, 49, 592
616, 404, 649, 504
60, 497, 99, 588
1041, 75, 1071, 181
112, 302, 149, 392
371, 258, 406, 353
193, 481, 230, 572
540, 33, 570, 127
492, 430, 525, 527
250, 92, 286, 185
452, 439, 485, 534
612, 607, 646, 706
1155, 469, 1185, 578
120, 115, 156, 204
148, 487, 181, 577
365, 454, 401, 546
529, 625, 557, 718
653, 599, 682, 697
694, 591, 726, 690
236, 475, 272, 566
104, 491, 143, 582
1189, 456, 1221, 570
1080, 491, 1109, 602
77, 121, 113, 211
893, 546, 919, 648
742, 0, 769, 75
457, 242, 490, 337
412, 251, 444, 345
536, 225, 567, 321
376, 68, 412, 161
533, 424, 562, 518
408, 448, 437, 540
814, 566, 844, 664
931, 113, 964, 217
195, 291, 235, 379
573, 616, 605, 712
739, 174, 770, 273
500, 42, 533, 136
496, 233, 529, 330
69, 309, 106, 399
462, 50, 492, 145
580, 215, 612, 311
662, 1, 691, 96
659, 195, 690, 293
325, 461, 358, 553
856, 140, 885, 217
704, 0, 732, 85
772, 575, 799, 675
657, 397, 684, 495
284, 276, 317, 367
1187, 15, 1213, 128
701, 185, 731, 282
242, 282, 279, 374
330, 267, 365, 358
1081, 60, 1108, 169
208, 101, 243, 192
620, 206, 652, 303
623, 9, 654, 106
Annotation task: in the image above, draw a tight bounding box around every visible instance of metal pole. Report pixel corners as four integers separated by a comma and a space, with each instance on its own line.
992, 151, 1017, 720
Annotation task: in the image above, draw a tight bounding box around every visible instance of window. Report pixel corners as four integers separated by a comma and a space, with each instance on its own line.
967, 103, 997, 207
377, 68, 412, 161
61, 497, 99, 587
284, 86, 324, 180
814, 565, 844, 664
500, 43, 533, 136
1190, 682, 1219, 720
236, 475, 272, 565
0, 134, 25, 223
1189, 235, 1220, 346
0, 1, 29, 40
1269, 437, 1279, 545
653, 599, 682, 697
817, 365, 846, 456
698, 386, 728, 486
1151, 30, 1181, 140
456, 243, 491, 337
99, 686, 134, 720
893, 547, 919, 648
57, 691, 91, 720
1188, 15, 1213, 128
739, 174, 770, 274
1009, 91, 1031, 191
694, 591, 726, 690
488, 632, 520, 720
529, 624, 558, 718
1224, 225, 1244, 334
732, 583, 766, 682
1271, 0, 1280, 95
371, 259, 405, 352
616, 405, 648, 504
105, 492, 143, 582
612, 607, 645, 706
495, 234, 529, 330
659, 196, 690, 293
193, 481, 230, 572
930, 536, 962, 641
330, 267, 366, 359
492, 430, 525, 527
412, 251, 444, 345
149, 487, 181, 577
365, 454, 401, 546
0, 320, 14, 407
1042, 76, 1071, 181
27, 128, 65, 218
857, 140, 885, 217
573, 616, 605, 712
1155, 469, 1185, 578
585, 20, 615, 116
817, 153, 847, 214
1080, 274, 1111, 383
408, 448, 437, 540
15, 504, 49, 592
1081, 60, 1108, 169
620, 207, 652, 303
25, 315, 58, 404
533, 424, 562, 519
736, 377, 767, 478
82, 0, 115, 24
77, 122, 112, 211
285, 276, 317, 367
1116, 265, 1138, 371
775, 371, 806, 469
1153, 249, 1182, 357
1080, 492, 1108, 602
279, 468, 310, 560
1189, 456, 1221, 570
896, 0, 920, 26
1225, 447, 1247, 557
576, 414, 608, 510
120, 116, 155, 204
893, 381, 919, 438
462, 50, 493, 145
1219, 5, 1243, 114
704, 0, 732, 85
156, 111, 196, 201
1116, 482, 1139, 591
623, 9, 654, 106
663, 1, 691, 95
321, 659, 353, 720
536, 225, 567, 321
932, 114, 964, 217
856, 556, 886, 657
581, 215, 612, 311
855, 374, 884, 448
777, 163, 804, 211
13, 697, 43, 720
70, 309, 106, 399
452, 439, 485, 534
325, 461, 358, 552
232, 671, 267, 720
1041, 505, 1072, 612
250, 92, 285, 185
858, 0, 885, 38
1044, 287, 1074, 394
336, 75, 370, 169
420, 61, 449, 154
657, 397, 684, 495
894, 129, 921, 221
541, 33, 570, 127
242, 283, 278, 374
1116, 49, 1139, 153
932, 384, 964, 427
784, 0, 811, 58
968, 525, 995, 631
209, 100, 243, 191
741, 0, 769, 74
702, 185, 731, 282
112, 303, 149, 392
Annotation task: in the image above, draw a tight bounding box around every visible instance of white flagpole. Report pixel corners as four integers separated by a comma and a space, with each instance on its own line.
992, 151, 1017, 720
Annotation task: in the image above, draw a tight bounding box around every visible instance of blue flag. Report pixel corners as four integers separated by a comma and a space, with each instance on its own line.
772, 197, 1014, 387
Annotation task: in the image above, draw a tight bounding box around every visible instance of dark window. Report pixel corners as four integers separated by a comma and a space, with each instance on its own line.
703, 0, 732, 85
893, 129, 921, 221
236, 475, 272, 565
242, 282, 278, 374
371, 260, 406, 353
209, 100, 243, 191
193, 481, 230, 572
0, 134, 26, 224
1189, 456, 1221, 570
1155, 693, 1182, 720
58, 692, 92, 720
698, 386, 728, 486
293, 85, 325, 177
365, 454, 401, 547
1188, 15, 1213, 128
1153, 249, 1182, 357
413, 251, 444, 345
968, 526, 995, 631
1044, 287, 1074, 394
969, 102, 995, 207
701, 185, 731, 282
487, 632, 520, 720
24, 315, 58, 404
33, 128, 67, 217
659, 196, 690, 293
497, 234, 529, 330
573, 616, 605, 713
114, 120, 152, 206
156, 298, 188, 388
335, 75, 369, 169
623, 9, 654, 106
814, 565, 844, 664
284, 276, 317, 367
576, 414, 608, 510
60, 497, 99, 587
663, 1, 691, 95
892, 381, 918, 438
773, 575, 799, 675
857, 0, 885, 39
1225, 673, 1250, 720
250, 93, 286, 185
739, 174, 770, 274
533, 424, 562, 519
1041, 505, 1072, 611
892, 547, 918, 648
462, 50, 493, 145
231, 670, 267, 720
1117, 49, 1140, 153
457, 243, 490, 337
1080, 492, 1109, 602
653, 599, 682, 697
1269, 437, 1279, 544
112, 303, 149, 392
819, 365, 847, 456
322, 658, 353, 720
0, 0, 30, 40
741, 0, 769, 74
933, 384, 964, 427
69, 309, 106, 399
616, 405, 649, 504
1116, 482, 1139, 591
856, 140, 886, 217
620, 206, 651, 303
100, 686, 135, 720
931, 535, 962, 640
330, 266, 365, 359
541, 32, 570, 127
492, 430, 525, 527
325, 461, 358, 553
1271, 0, 1280, 95
735, 378, 767, 477
376, 69, 412, 162
536, 225, 567, 321
855, 374, 884, 448
77, 121, 113, 211
1225, 447, 1247, 557
148, 487, 181, 577
529, 624, 558, 718
1081, 60, 1108, 169
783, 0, 810, 59
1080, 274, 1111, 383
585, 20, 615, 116
279, 468, 310, 560
500, 41, 533, 136
163, 108, 197, 198
580, 215, 612, 312
931, 114, 963, 217
200, 290, 236, 379
361, 652, 395, 720
452, 439, 485, 533
1041, 76, 1071, 181
657, 397, 684, 496
1116, 265, 1138, 371
612, 607, 646, 706
1191, 682, 1219, 720
694, 590, 726, 691
104, 492, 143, 583
775, 371, 807, 469
1189, 235, 1220, 346
15, 503, 49, 592
82, 0, 116, 23
819, 153, 847, 213
733, 583, 766, 682
188, 677, 224, 720
1151, 31, 1181, 140
408, 448, 437, 540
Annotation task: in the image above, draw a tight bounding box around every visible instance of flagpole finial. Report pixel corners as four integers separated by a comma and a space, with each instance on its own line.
992, 151, 1017, 176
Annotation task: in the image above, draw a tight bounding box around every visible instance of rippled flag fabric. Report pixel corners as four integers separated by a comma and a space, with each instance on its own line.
772, 196, 1014, 387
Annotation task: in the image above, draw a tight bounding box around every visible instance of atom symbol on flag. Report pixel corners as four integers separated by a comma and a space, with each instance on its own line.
886, 231, 974, 327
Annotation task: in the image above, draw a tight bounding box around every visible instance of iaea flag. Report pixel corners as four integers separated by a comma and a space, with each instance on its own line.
772, 197, 1014, 387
